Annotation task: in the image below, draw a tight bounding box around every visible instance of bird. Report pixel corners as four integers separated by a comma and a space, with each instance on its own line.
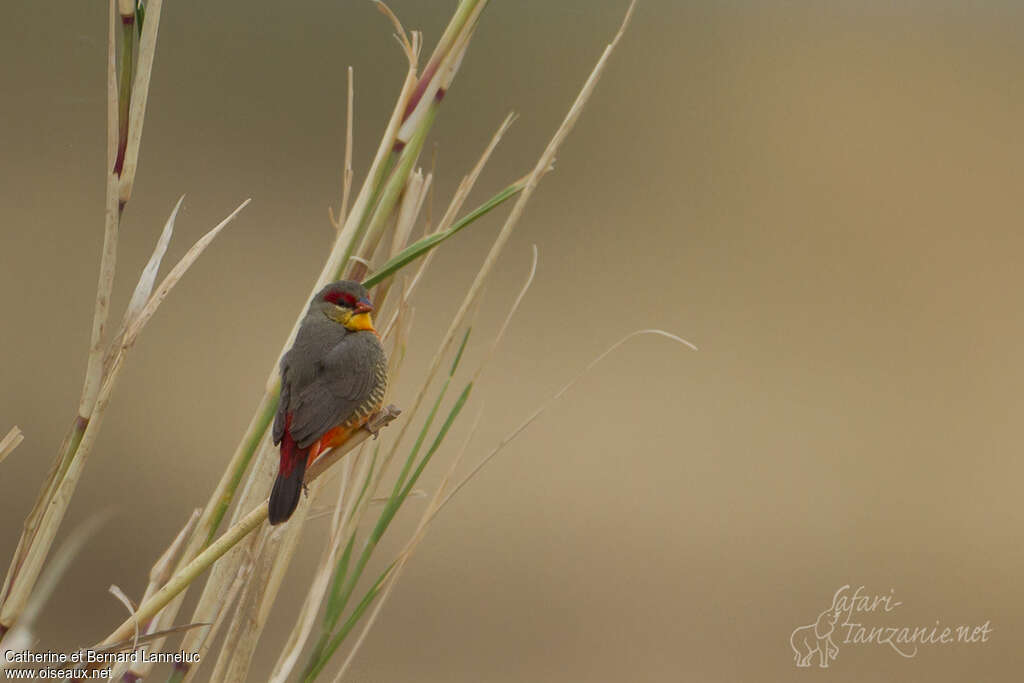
269, 280, 389, 524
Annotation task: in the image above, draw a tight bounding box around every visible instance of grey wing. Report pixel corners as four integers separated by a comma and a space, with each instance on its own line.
272, 364, 290, 445
287, 335, 380, 449
273, 350, 297, 445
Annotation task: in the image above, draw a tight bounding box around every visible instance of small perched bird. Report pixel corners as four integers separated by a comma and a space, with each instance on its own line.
269, 281, 388, 524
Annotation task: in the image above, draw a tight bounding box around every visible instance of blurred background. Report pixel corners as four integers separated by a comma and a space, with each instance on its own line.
3, 1, 1024, 680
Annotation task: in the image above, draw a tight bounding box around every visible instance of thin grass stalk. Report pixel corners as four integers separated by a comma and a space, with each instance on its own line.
114, 0, 135, 178
6, 2, 121, 601
77, 0, 121, 420
119, 0, 164, 202
268, 451, 372, 682
0, 427, 24, 468
93, 411, 398, 656
305, 333, 472, 678
0, 201, 247, 634
333, 11, 420, 284
376, 2, 637, 509
303, 382, 471, 680
171, 3, 422, 577
332, 289, 701, 680
269, 217, 413, 683
361, 177, 524, 291
400, 0, 485, 126
163, 4, 496, 666
176, 560, 252, 683
1, 207, 245, 641
0, 516, 109, 662
264, 188, 423, 680
345, 104, 437, 282
173, 437, 277, 672
343, 0, 490, 282
207, 512, 310, 683
211, 477, 318, 681
165, 100, 510, 630
303, 6, 637, 672
362, 113, 518, 495
112, 509, 200, 681
1, 0, 175, 635
330, 405, 485, 681
319, 345, 460, 634
329, 67, 355, 231
205, 526, 271, 683
370, 170, 430, 308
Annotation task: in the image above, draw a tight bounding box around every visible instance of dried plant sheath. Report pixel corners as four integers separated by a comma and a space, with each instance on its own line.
6, 4, 646, 681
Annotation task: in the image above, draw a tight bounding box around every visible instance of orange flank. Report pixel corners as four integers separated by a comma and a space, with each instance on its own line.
307, 421, 362, 465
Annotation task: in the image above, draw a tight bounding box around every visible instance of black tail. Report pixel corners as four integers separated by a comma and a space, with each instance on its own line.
268, 456, 307, 525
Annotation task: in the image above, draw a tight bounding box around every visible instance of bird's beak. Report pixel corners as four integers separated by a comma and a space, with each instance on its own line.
346, 298, 375, 332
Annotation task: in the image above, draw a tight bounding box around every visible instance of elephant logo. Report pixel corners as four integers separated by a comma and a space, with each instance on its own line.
790, 608, 841, 668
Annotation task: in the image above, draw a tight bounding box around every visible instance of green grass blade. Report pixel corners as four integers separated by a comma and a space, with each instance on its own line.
337, 152, 398, 279
450, 327, 471, 375
304, 383, 472, 679
304, 351, 472, 680
400, 382, 472, 502
391, 328, 470, 497
362, 180, 525, 289
323, 534, 357, 631
303, 561, 397, 682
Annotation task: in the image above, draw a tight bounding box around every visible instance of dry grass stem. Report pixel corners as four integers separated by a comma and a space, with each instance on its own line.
439, 330, 696, 518
112, 509, 201, 680
78, 0, 120, 420
107, 584, 140, 649
331, 405, 485, 681
0, 427, 23, 467
374, 0, 630, 491
95, 409, 399, 656
267, 449, 375, 682
329, 67, 355, 231
1, 199, 248, 631
1, 515, 109, 662
2, 4, 646, 680
178, 561, 252, 683
122, 195, 182, 327
124, 198, 251, 343
118, 0, 164, 202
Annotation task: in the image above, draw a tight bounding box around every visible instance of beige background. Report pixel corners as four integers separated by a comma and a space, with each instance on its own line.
3, 1, 1023, 681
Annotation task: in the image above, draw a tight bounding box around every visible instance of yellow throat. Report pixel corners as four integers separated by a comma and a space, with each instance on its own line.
329, 306, 375, 332
346, 311, 375, 332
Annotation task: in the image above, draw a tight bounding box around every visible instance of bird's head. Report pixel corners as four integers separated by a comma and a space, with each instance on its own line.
315, 281, 376, 332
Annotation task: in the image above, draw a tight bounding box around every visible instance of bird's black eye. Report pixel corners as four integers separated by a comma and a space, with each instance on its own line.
325, 291, 358, 307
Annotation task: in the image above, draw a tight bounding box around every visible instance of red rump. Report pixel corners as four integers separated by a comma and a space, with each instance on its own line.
269, 413, 310, 525
278, 414, 307, 477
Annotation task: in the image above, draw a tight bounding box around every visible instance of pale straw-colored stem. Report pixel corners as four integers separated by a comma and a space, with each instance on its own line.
0, 200, 248, 631
78, 0, 121, 421
113, 509, 200, 681
0, 427, 23, 467
268, 454, 371, 682
211, 480, 316, 682
118, 0, 164, 203
94, 410, 398, 654
176, 560, 251, 683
